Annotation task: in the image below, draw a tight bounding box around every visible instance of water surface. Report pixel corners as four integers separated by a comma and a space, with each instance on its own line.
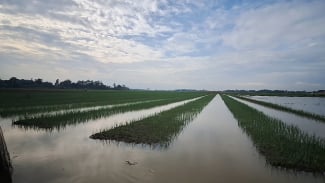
0, 95, 323, 182
233, 96, 325, 139
248, 96, 325, 116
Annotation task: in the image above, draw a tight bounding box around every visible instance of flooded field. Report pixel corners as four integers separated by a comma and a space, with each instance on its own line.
232, 97, 325, 138
0, 91, 324, 182
248, 96, 325, 116
2, 0, 325, 182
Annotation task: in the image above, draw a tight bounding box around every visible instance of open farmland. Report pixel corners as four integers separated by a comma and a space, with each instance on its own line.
90, 94, 215, 146
0, 90, 324, 183
2, 0, 325, 182
220, 95, 325, 172
0, 90, 205, 117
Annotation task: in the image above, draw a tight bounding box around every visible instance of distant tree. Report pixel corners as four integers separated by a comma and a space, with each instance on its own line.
0, 78, 4, 88
0, 77, 128, 90
35, 78, 43, 85
55, 79, 59, 87
114, 84, 129, 90
59, 79, 72, 88
9, 77, 18, 88
9, 77, 17, 81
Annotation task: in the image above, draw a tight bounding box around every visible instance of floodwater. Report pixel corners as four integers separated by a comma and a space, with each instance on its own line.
232, 96, 325, 139
0, 95, 324, 183
247, 96, 325, 116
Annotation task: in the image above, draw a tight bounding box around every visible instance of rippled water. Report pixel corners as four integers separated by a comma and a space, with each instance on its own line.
0, 95, 323, 183
248, 96, 325, 116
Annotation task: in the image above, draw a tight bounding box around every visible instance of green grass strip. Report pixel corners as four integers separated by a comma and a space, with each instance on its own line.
221, 95, 325, 173
0, 90, 206, 117
90, 94, 216, 146
13, 96, 203, 130
233, 95, 325, 122
0, 99, 155, 118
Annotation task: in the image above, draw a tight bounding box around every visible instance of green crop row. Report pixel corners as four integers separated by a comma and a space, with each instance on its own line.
221, 95, 325, 173
0, 90, 207, 117
90, 94, 216, 147
233, 95, 325, 122
12, 95, 205, 130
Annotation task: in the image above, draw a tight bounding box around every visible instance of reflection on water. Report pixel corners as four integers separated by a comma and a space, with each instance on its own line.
0, 95, 323, 182
0, 98, 166, 118
248, 96, 325, 116
91, 95, 214, 148
232, 97, 325, 139
12, 98, 200, 131
13, 99, 164, 120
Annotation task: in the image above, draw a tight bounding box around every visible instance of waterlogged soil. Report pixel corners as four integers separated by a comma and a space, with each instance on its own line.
0, 96, 324, 183
248, 96, 325, 116
233, 97, 325, 139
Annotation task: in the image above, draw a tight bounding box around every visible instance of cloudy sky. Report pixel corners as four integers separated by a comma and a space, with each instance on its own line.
0, 0, 324, 90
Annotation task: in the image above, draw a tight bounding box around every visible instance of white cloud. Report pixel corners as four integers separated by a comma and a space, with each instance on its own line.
0, 0, 175, 63
0, 0, 324, 90
221, 1, 325, 50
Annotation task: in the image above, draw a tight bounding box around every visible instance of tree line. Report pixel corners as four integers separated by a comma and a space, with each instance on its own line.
0, 77, 129, 90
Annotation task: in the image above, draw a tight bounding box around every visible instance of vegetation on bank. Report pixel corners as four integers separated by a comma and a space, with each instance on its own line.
90, 94, 216, 147
222, 89, 325, 97
233, 95, 325, 122
0, 90, 206, 117
221, 95, 325, 173
13, 95, 206, 130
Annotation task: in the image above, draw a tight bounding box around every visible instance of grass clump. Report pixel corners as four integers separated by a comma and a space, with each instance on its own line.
12, 96, 204, 130
234, 95, 325, 122
90, 94, 216, 146
221, 95, 325, 173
